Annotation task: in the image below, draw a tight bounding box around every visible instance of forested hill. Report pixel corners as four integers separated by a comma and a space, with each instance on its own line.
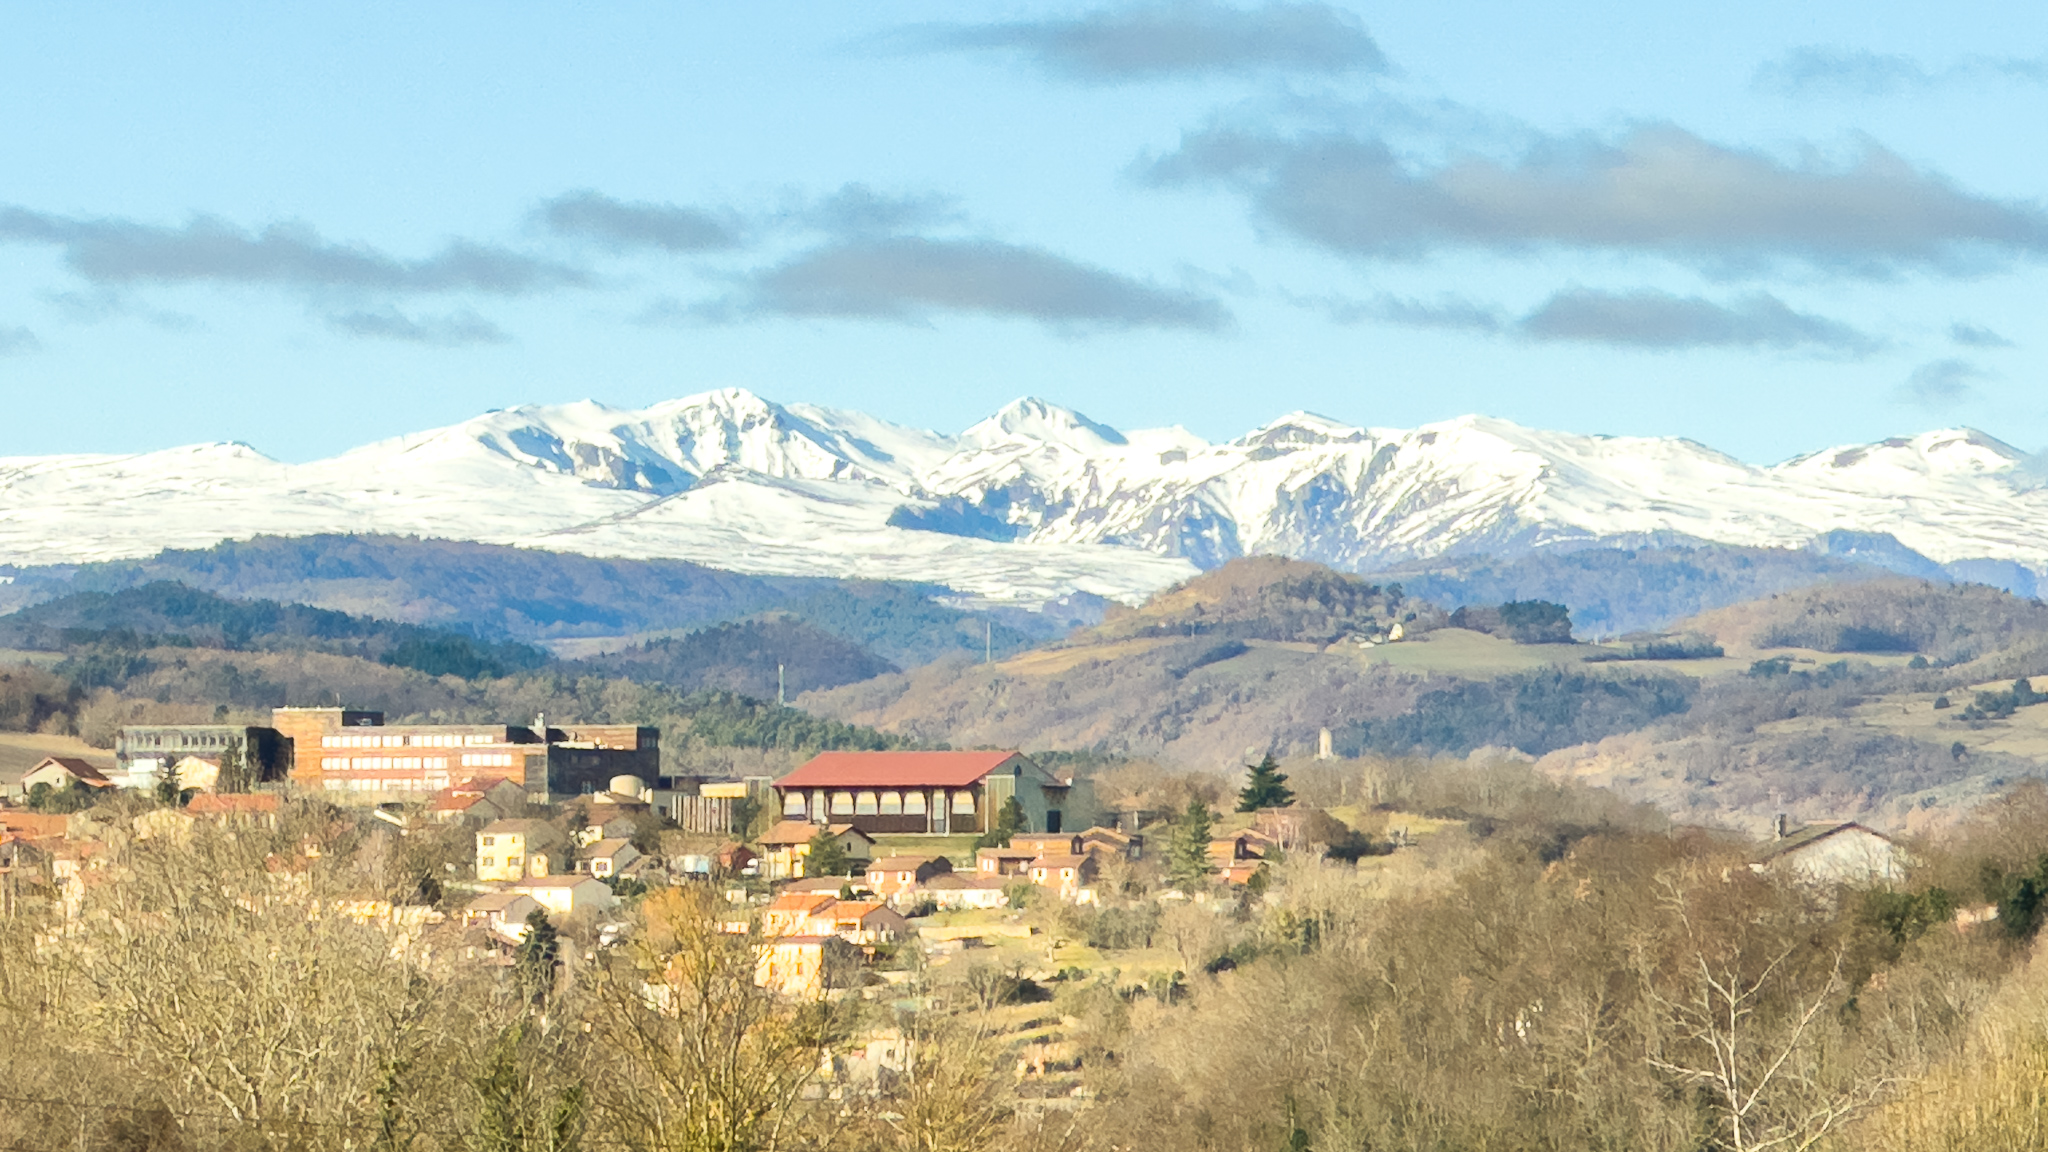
21, 533, 1064, 666
0, 582, 549, 678
1370, 544, 1896, 637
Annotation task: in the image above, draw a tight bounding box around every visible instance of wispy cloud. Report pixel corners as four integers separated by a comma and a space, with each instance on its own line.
328, 308, 511, 346
900, 1, 1386, 82
1519, 288, 1880, 353
1755, 47, 2048, 98
1896, 358, 1985, 408
0, 208, 584, 295
537, 190, 744, 253
1314, 292, 1504, 332
1324, 287, 1877, 353
1146, 123, 2048, 275
1949, 321, 2015, 348
794, 184, 962, 237
0, 325, 38, 355
687, 236, 1231, 331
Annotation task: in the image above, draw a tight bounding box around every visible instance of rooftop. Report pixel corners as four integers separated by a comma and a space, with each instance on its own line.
777, 750, 1033, 790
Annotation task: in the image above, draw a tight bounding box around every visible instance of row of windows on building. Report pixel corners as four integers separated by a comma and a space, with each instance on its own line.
318, 752, 519, 772
320, 776, 452, 792
320, 733, 506, 749
136, 733, 239, 748
783, 789, 978, 818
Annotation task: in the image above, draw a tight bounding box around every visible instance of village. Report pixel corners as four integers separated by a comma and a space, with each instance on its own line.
2, 704, 1905, 1009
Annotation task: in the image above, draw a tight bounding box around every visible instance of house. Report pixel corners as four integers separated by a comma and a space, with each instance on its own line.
510, 874, 616, 917
429, 777, 527, 824
1011, 833, 1082, 858
186, 792, 282, 825
976, 846, 1037, 877
1028, 853, 1100, 902
1079, 826, 1142, 861
818, 900, 911, 946
580, 838, 642, 879
464, 892, 543, 940
773, 750, 1070, 837
173, 756, 225, 793
763, 893, 840, 936
1219, 860, 1264, 886
757, 820, 874, 880
0, 811, 72, 842
1208, 834, 1264, 867
20, 757, 115, 795
920, 873, 1013, 910
1756, 818, 1903, 885
755, 935, 858, 999
477, 819, 565, 882
865, 855, 953, 902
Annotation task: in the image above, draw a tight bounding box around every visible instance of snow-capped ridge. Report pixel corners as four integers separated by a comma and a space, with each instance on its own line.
3, 394, 2047, 602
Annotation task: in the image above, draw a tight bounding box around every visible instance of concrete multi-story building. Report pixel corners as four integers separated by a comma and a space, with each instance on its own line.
116, 707, 658, 802
272, 707, 659, 801
114, 725, 288, 788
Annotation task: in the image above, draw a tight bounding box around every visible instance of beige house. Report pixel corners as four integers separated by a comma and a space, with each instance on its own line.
464, 891, 543, 940
755, 935, 858, 999
477, 819, 565, 882
763, 892, 840, 936
430, 777, 528, 824
580, 838, 642, 879
818, 900, 911, 946
757, 820, 874, 880
510, 874, 616, 917
1028, 853, 1100, 903
1756, 819, 1903, 885
20, 757, 114, 796
864, 854, 952, 902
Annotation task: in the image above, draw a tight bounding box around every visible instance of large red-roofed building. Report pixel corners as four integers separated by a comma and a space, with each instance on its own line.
774, 750, 1069, 836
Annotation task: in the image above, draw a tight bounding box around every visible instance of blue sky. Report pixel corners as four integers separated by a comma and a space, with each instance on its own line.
1, 1, 2043, 464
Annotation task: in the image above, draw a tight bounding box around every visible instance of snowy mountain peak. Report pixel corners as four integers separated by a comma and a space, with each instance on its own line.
3, 394, 2047, 603
1236, 411, 1367, 451
963, 397, 1127, 451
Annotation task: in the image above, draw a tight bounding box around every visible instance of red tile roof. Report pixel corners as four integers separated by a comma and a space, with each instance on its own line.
777, 750, 1029, 789
0, 812, 69, 839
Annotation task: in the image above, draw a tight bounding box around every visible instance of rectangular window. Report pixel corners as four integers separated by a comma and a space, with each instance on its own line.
830, 791, 855, 816
855, 791, 878, 815
904, 791, 927, 816
951, 790, 976, 816
879, 791, 902, 815
783, 793, 806, 817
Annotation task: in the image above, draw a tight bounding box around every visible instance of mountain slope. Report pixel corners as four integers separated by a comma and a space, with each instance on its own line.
4, 389, 2047, 602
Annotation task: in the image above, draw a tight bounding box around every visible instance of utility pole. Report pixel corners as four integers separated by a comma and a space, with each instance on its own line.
777, 663, 785, 707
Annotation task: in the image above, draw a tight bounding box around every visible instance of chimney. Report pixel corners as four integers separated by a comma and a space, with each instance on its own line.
1774, 813, 1789, 840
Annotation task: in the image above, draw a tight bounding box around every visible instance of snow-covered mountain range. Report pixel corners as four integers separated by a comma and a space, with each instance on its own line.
4, 388, 2045, 604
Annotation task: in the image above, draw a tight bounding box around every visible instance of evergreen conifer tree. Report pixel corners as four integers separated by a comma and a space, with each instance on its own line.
805, 829, 852, 877
975, 795, 1027, 849
1236, 753, 1294, 812
514, 909, 560, 995
1167, 798, 1217, 891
